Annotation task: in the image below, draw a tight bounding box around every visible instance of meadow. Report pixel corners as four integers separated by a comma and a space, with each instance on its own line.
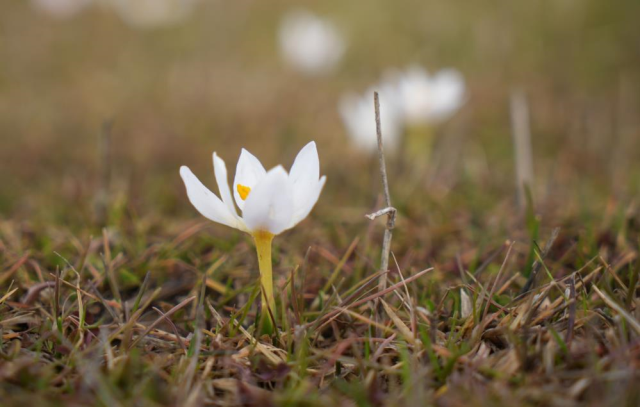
1, 1, 639, 406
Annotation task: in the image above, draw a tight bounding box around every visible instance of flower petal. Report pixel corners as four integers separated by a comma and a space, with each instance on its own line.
338, 87, 403, 153
394, 66, 433, 124
213, 152, 238, 218
278, 9, 346, 76
290, 141, 319, 185
289, 141, 324, 224
429, 69, 465, 120
242, 166, 295, 235
180, 166, 241, 230
233, 148, 267, 211
291, 175, 326, 226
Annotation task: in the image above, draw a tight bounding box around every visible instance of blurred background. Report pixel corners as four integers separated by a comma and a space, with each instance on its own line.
1, 0, 640, 246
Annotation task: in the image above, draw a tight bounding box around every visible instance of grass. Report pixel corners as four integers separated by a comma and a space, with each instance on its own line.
0, 161, 639, 406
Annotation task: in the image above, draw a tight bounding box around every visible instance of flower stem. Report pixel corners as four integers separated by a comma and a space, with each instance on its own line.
253, 231, 275, 332
405, 124, 434, 163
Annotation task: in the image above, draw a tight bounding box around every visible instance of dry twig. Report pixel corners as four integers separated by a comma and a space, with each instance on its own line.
368, 91, 397, 331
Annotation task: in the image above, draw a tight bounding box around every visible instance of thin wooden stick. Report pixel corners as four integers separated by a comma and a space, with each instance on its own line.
510, 89, 534, 209
96, 120, 113, 227
369, 92, 396, 298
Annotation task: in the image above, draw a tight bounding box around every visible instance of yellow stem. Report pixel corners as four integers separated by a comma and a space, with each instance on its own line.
253, 231, 275, 329
405, 124, 434, 163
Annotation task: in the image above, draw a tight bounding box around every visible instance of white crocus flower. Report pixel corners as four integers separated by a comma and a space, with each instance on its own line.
278, 9, 346, 76
31, 0, 93, 19
109, 0, 200, 29
180, 141, 325, 236
393, 65, 465, 125
339, 83, 403, 153
179, 141, 325, 332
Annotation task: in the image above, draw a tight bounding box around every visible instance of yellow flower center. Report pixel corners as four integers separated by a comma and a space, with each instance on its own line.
237, 184, 251, 200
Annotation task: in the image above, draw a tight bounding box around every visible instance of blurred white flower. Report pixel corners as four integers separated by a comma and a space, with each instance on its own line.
180, 141, 325, 236
392, 65, 465, 125
31, 0, 93, 19
278, 9, 346, 76
109, 0, 200, 29
339, 66, 465, 153
338, 83, 403, 152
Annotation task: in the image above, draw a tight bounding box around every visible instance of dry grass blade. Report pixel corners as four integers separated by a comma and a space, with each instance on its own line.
482, 241, 514, 321
0, 252, 29, 286
22, 281, 55, 305
564, 274, 577, 347
102, 229, 127, 322
47, 272, 120, 309
323, 237, 359, 292
520, 227, 560, 295
380, 299, 415, 344
0, 287, 18, 305
313, 267, 433, 331
206, 300, 284, 365
460, 289, 472, 319
627, 260, 639, 308
333, 307, 394, 334
179, 271, 209, 399
129, 295, 196, 349
152, 307, 187, 353
591, 285, 640, 335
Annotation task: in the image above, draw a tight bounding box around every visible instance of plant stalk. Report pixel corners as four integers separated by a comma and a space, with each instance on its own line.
254, 231, 275, 332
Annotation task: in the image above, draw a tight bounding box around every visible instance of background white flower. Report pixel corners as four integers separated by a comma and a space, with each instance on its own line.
339, 66, 465, 153
31, 0, 93, 19
392, 65, 466, 125
180, 141, 326, 236
278, 9, 346, 76
108, 0, 201, 29
338, 83, 403, 152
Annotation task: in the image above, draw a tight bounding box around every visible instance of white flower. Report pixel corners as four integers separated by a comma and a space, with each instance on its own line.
339, 66, 465, 154
392, 65, 465, 125
278, 9, 346, 76
180, 141, 326, 236
31, 0, 93, 19
108, 0, 200, 29
338, 83, 403, 152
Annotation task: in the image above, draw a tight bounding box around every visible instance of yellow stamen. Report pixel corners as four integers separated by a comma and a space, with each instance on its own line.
237, 184, 251, 200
